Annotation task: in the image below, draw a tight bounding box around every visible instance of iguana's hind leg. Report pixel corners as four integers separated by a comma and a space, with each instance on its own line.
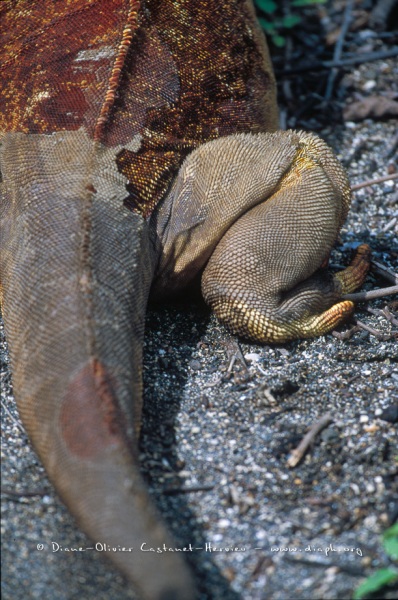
202, 137, 371, 343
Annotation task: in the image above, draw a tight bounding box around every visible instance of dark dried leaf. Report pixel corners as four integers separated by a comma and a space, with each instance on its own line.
344, 95, 398, 121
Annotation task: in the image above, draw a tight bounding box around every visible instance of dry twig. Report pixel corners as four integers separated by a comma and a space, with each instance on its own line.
346, 373, 361, 385
1, 398, 25, 434
351, 172, 398, 191
332, 325, 360, 340
325, 0, 353, 101
371, 261, 398, 285
283, 554, 363, 576
370, 0, 397, 30
344, 285, 398, 302
223, 338, 250, 384
163, 484, 215, 495
1, 487, 50, 498
383, 132, 398, 159
203, 338, 248, 387
367, 306, 398, 327
203, 374, 223, 388
224, 338, 247, 369
383, 217, 397, 233
276, 48, 398, 77
287, 413, 333, 468
355, 319, 392, 340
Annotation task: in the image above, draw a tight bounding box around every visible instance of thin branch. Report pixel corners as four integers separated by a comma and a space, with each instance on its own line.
367, 306, 398, 327
225, 338, 247, 370
163, 484, 215, 495
382, 306, 398, 326
347, 373, 361, 385
370, 0, 398, 30
343, 285, 398, 302
203, 338, 248, 388
282, 34, 294, 104
256, 363, 268, 376
283, 554, 363, 576
325, 0, 353, 101
203, 375, 223, 388
383, 217, 397, 233
287, 413, 333, 468
226, 354, 237, 376
1, 399, 25, 434
1, 487, 50, 498
275, 48, 398, 77
351, 172, 398, 190
371, 261, 398, 285
355, 319, 391, 340
383, 132, 398, 159
332, 325, 359, 340
223, 337, 251, 384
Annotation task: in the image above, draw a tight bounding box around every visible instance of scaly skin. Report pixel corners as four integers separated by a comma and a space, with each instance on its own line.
0, 1, 369, 599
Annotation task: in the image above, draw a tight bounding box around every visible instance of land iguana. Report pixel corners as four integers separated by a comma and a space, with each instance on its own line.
0, 1, 370, 598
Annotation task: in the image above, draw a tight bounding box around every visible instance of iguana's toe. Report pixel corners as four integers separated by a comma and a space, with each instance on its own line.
334, 243, 371, 294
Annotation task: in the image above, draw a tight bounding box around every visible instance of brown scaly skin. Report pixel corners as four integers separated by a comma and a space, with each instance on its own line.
0, 1, 369, 598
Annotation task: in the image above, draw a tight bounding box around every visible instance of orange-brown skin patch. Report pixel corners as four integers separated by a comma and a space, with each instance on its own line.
2, 0, 277, 216
1, 0, 130, 135
60, 359, 127, 460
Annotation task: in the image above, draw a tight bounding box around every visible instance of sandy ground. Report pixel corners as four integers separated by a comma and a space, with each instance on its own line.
1, 43, 397, 600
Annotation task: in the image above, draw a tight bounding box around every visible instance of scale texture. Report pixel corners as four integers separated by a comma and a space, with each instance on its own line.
0, 1, 369, 598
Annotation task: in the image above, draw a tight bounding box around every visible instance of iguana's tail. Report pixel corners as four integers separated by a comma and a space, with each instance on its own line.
0, 130, 194, 600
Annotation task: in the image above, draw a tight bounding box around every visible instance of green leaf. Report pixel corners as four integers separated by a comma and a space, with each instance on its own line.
384, 537, 398, 558
282, 15, 302, 28
383, 523, 398, 558
353, 569, 398, 600
255, 0, 277, 14
383, 522, 398, 539
272, 34, 286, 47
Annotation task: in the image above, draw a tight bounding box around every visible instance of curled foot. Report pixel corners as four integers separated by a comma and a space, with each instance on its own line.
203, 244, 371, 343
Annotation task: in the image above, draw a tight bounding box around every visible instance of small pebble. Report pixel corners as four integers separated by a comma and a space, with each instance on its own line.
189, 359, 202, 371
244, 353, 261, 363
379, 405, 398, 423
218, 519, 231, 528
